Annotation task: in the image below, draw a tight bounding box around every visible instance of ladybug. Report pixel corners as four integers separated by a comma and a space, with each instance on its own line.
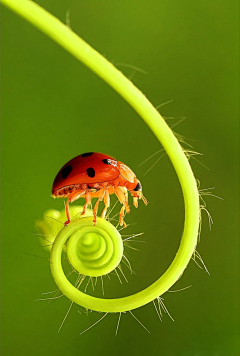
52, 152, 148, 226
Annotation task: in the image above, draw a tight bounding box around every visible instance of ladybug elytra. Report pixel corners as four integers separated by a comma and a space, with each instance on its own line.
52, 152, 148, 226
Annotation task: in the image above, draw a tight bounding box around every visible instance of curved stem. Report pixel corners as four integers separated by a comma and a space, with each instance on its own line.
1, 0, 200, 312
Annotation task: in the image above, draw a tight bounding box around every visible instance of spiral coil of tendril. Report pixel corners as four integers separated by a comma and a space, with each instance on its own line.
52, 217, 123, 278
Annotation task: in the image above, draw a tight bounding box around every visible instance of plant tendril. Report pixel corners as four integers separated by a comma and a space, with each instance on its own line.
1, 0, 200, 313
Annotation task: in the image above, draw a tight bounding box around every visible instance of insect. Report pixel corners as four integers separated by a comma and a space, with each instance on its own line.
52, 152, 148, 226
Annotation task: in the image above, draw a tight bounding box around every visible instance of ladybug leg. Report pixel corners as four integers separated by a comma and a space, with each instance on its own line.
64, 190, 86, 225
93, 198, 101, 224
81, 191, 92, 216
101, 189, 110, 219
93, 189, 106, 224
119, 205, 127, 228
124, 191, 130, 214
64, 198, 71, 226
114, 187, 128, 227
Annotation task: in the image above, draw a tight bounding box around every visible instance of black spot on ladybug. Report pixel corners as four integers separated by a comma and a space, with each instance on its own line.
61, 165, 72, 179
133, 182, 142, 191
86, 167, 95, 178
81, 152, 94, 157
102, 159, 110, 164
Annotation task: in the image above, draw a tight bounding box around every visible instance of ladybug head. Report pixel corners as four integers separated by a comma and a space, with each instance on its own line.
129, 180, 148, 208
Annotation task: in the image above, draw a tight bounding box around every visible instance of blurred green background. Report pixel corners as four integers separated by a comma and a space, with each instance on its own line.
1, 0, 239, 355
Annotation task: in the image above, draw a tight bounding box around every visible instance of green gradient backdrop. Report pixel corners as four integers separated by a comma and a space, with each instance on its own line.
1, 1, 239, 355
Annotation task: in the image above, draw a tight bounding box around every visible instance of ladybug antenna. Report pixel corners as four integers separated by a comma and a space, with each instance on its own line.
141, 194, 148, 206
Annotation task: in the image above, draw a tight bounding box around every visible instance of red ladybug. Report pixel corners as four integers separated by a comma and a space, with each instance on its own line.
52, 152, 148, 226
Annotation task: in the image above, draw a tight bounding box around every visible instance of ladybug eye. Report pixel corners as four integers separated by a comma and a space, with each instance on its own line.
133, 182, 142, 191
61, 165, 72, 179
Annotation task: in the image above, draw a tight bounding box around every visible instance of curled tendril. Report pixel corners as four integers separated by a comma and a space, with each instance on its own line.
52, 217, 123, 278
2, 0, 200, 313
35, 206, 92, 250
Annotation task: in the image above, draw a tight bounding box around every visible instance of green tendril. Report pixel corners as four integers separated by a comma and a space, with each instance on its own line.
2, 0, 200, 312
54, 217, 123, 278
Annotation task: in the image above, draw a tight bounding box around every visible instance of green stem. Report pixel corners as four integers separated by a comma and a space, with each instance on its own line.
1, 0, 200, 312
